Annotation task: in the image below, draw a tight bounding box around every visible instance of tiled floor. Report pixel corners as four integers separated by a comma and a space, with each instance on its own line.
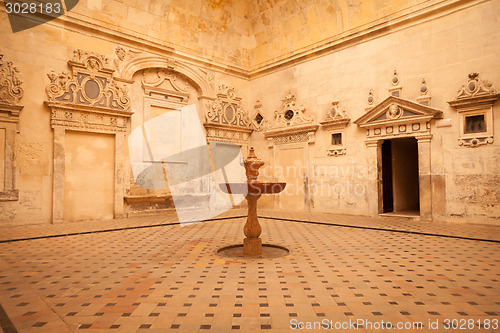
0, 211, 499, 332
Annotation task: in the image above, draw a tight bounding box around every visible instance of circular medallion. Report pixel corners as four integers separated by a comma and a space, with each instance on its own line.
84, 80, 100, 100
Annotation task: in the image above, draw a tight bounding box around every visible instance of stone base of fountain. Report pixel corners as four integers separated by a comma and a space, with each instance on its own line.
217, 243, 289, 259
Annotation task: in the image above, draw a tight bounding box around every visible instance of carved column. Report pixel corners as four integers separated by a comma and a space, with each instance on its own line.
417, 135, 432, 221
52, 126, 65, 223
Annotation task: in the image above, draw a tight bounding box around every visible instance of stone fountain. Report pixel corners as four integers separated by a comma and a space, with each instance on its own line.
218, 147, 287, 257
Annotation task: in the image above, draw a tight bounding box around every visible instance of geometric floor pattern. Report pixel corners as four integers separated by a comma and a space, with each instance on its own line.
0, 216, 499, 332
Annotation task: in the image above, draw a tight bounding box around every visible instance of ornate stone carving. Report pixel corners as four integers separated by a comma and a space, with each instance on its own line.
269, 93, 314, 129
320, 101, 350, 129
273, 132, 309, 145
327, 148, 346, 157
113, 46, 141, 77
204, 84, 252, 145
455, 73, 497, 100
355, 96, 442, 145
448, 73, 499, 148
141, 68, 189, 105
45, 49, 132, 134
265, 93, 319, 145
0, 52, 24, 105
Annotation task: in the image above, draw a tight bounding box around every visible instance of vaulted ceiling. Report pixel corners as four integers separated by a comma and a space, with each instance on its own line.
69, 0, 454, 74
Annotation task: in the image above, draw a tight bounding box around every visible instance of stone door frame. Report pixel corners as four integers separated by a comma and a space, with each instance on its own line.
354, 96, 442, 221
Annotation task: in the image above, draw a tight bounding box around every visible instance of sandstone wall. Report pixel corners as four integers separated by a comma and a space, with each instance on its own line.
248, 0, 500, 224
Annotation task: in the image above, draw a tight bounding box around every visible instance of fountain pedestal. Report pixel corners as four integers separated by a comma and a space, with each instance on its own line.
219, 147, 286, 257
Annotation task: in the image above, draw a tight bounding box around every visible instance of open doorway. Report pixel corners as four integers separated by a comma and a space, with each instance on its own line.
381, 137, 420, 215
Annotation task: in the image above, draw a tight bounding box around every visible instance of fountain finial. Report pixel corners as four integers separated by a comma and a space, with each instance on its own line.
245, 147, 264, 182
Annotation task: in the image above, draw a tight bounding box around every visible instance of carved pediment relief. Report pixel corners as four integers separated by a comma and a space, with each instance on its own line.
448, 72, 500, 108
204, 84, 252, 145
45, 49, 132, 134
355, 96, 442, 127
354, 96, 442, 143
265, 93, 319, 145
141, 68, 190, 105
320, 101, 350, 129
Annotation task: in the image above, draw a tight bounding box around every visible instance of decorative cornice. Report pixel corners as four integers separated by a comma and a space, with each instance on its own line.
0, 102, 23, 123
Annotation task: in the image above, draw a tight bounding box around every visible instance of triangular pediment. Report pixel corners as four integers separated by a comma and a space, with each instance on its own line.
354, 96, 442, 127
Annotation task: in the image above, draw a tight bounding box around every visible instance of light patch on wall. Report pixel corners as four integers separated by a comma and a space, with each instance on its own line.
87, 0, 101, 11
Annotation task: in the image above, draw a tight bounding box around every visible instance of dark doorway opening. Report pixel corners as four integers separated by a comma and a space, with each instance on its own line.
381, 137, 420, 214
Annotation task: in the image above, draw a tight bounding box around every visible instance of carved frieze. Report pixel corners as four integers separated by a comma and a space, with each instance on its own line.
448, 73, 499, 148
45, 49, 132, 134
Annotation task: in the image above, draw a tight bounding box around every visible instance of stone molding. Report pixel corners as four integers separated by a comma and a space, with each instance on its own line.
448, 73, 499, 148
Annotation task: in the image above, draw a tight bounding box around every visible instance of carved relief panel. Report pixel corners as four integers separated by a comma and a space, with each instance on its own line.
264, 93, 319, 147
204, 85, 252, 146
45, 50, 131, 134
0, 52, 24, 201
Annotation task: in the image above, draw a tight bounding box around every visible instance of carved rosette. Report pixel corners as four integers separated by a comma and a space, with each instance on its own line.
45, 49, 132, 134
0, 53, 24, 105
